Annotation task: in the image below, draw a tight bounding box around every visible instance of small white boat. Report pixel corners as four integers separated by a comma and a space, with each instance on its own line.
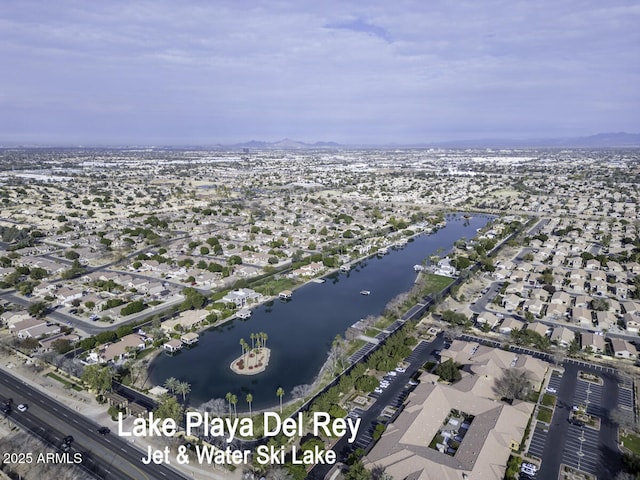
360, 290, 371, 296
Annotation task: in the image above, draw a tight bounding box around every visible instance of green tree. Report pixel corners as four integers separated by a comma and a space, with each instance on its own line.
163, 377, 179, 394
155, 394, 183, 423
276, 387, 285, 414
81, 364, 113, 394
435, 359, 461, 383
246, 393, 253, 417
28, 301, 49, 318
175, 381, 191, 403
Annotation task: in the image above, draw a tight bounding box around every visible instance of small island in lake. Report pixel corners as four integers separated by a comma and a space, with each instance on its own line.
230, 331, 271, 376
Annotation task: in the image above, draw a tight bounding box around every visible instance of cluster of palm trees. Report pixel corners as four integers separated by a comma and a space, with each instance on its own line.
163, 377, 191, 403
238, 331, 269, 369
222, 387, 286, 418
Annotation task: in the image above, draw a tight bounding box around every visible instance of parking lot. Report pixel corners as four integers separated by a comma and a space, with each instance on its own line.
532, 362, 624, 480
527, 422, 549, 461
618, 375, 635, 412
561, 423, 601, 476
573, 379, 604, 418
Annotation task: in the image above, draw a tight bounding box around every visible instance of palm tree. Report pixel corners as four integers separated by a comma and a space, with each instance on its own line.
246, 393, 253, 417
225, 392, 233, 417
262, 332, 268, 349
175, 381, 191, 403
164, 377, 179, 394
250, 332, 255, 350
276, 387, 284, 414
230, 394, 238, 418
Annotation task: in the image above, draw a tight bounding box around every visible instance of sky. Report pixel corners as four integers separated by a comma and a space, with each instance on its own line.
1, 0, 639, 145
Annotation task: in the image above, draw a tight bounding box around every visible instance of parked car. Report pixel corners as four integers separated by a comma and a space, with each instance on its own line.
395, 367, 406, 373
546, 387, 557, 393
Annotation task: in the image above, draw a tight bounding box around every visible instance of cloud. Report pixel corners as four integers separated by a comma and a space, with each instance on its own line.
0, 0, 638, 144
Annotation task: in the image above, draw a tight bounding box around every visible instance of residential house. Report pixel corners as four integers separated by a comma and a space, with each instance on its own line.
55, 287, 83, 306
523, 299, 545, 316
550, 326, 575, 347
498, 317, 525, 334
527, 322, 551, 337
21, 323, 60, 339
581, 332, 606, 354
610, 338, 638, 359
101, 334, 147, 363
550, 291, 571, 305
476, 311, 500, 329
163, 339, 183, 353
502, 294, 522, 312
220, 288, 262, 308
623, 313, 640, 334
161, 309, 209, 334
572, 307, 593, 327
1, 311, 32, 328
595, 311, 617, 330
574, 295, 592, 308
180, 332, 199, 346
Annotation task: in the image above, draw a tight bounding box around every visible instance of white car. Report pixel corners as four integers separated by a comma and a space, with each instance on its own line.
395, 367, 406, 373
17, 404, 28, 412
387, 371, 397, 376
546, 387, 557, 393
374, 388, 383, 394
521, 467, 536, 476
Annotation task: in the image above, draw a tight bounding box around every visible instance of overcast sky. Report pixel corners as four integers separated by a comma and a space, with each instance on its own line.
1, 0, 639, 145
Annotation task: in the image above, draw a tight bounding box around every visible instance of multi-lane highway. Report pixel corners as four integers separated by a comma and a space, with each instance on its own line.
0, 369, 187, 480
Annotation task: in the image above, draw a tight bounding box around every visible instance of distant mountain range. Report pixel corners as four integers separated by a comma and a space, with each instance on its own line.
232, 132, 640, 149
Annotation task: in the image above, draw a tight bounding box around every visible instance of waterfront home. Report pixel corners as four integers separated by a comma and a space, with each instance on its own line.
180, 332, 199, 346
101, 334, 147, 363
163, 339, 183, 353
220, 288, 262, 308
161, 309, 208, 334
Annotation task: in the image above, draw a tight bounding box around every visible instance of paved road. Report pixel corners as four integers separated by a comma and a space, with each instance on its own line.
0, 369, 187, 480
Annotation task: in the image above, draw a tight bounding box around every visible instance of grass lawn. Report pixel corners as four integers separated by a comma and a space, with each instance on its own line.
541, 393, 557, 407
537, 406, 553, 423
621, 432, 640, 455
420, 274, 455, 296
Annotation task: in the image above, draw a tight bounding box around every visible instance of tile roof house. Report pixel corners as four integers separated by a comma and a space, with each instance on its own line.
581, 332, 606, 354
610, 338, 638, 359
550, 326, 575, 347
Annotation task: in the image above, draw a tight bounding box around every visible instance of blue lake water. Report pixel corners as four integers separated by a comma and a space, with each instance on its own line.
148, 213, 492, 411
